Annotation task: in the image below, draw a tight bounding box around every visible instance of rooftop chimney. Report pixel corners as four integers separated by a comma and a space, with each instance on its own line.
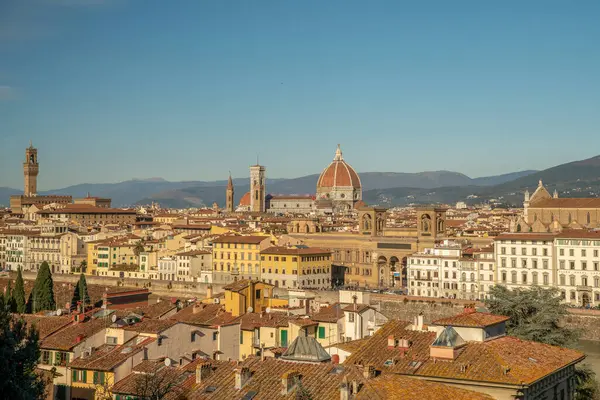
387, 335, 395, 349
234, 366, 252, 390
417, 313, 424, 331
281, 370, 300, 395
206, 285, 213, 300
195, 363, 212, 384
339, 375, 349, 400
363, 365, 376, 380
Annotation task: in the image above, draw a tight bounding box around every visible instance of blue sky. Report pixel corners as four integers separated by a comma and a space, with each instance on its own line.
1, 0, 599, 190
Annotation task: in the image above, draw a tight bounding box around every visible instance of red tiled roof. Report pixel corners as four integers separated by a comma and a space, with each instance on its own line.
239, 192, 251, 206
432, 311, 509, 328
531, 198, 600, 208
261, 246, 332, 256
212, 235, 269, 244
317, 159, 361, 189
344, 319, 584, 386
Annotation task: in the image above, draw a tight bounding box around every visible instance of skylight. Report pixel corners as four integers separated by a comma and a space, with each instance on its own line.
242, 391, 258, 400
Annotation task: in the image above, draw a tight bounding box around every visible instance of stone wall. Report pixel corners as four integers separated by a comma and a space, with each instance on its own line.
20, 272, 227, 299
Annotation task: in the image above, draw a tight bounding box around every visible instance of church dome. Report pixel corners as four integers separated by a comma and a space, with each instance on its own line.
316, 145, 361, 190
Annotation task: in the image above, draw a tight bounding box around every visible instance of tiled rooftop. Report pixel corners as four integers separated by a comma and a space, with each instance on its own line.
431, 311, 509, 328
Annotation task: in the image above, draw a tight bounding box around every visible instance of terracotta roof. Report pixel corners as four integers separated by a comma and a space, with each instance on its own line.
16, 315, 72, 340
120, 301, 177, 319
222, 279, 273, 293
112, 362, 195, 399
211, 235, 269, 244
556, 230, 600, 239
239, 312, 292, 330
327, 338, 370, 353
431, 311, 509, 328
41, 317, 108, 351
171, 303, 239, 327
317, 145, 361, 189
176, 249, 212, 256
69, 337, 155, 371
261, 246, 332, 256
121, 318, 179, 334
311, 303, 344, 323
289, 318, 318, 327
39, 205, 137, 215
342, 304, 371, 314
344, 319, 585, 386
531, 198, 600, 208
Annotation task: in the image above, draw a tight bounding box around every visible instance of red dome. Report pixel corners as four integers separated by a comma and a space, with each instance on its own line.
239, 192, 251, 206
317, 145, 361, 189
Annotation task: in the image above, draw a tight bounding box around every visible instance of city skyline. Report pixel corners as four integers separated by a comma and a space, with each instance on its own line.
2, 0, 600, 189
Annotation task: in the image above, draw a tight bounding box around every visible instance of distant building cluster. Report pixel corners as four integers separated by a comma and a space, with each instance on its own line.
1, 142, 596, 399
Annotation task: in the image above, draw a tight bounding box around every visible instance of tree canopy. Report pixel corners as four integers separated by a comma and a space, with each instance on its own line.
486, 285, 598, 399
0, 297, 47, 399
485, 285, 579, 347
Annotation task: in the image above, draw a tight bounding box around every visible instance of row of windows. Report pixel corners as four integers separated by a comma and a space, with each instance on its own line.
500, 247, 550, 256
558, 260, 600, 271
558, 248, 600, 257
501, 271, 550, 285
216, 252, 260, 261
558, 275, 600, 287
500, 258, 550, 269
215, 243, 259, 249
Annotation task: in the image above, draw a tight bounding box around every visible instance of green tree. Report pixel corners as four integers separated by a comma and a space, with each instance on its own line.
486, 285, 599, 399
31, 262, 56, 313
79, 260, 87, 274
133, 241, 145, 257
0, 297, 47, 399
14, 267, 26, 314
71, 274, 91, 311
4, 280, 16, 312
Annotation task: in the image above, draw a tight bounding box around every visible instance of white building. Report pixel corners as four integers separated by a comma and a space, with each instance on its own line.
407, 241, 462, 298
555, 231, 600, 307
158, 256, 176, 281
494, 233, 555, 290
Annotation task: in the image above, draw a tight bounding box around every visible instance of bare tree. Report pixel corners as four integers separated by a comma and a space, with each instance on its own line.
132, 368, 186, 400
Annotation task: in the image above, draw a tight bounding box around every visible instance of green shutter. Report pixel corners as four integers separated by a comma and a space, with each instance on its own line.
82, 370, 87, 382
93, 371, 98, 384
72, 370, 77, 382
318, 326, 325, 339
100, 372, 105, 384
240, 332, 243, 344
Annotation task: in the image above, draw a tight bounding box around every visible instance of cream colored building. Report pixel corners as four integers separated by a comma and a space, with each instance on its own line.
494, 233, 555, 290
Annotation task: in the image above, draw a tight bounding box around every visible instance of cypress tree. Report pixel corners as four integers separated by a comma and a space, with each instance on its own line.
70, 282, 80, 311
32, 262, 56, 313
14, 267, 26, 314
4, 280, 15, 312
78, 273, 91, 307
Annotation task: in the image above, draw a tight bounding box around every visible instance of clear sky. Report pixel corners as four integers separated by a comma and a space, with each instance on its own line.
1, 0, 599, 190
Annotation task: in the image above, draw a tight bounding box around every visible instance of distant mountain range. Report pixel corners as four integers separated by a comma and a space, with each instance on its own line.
2, 155, 599, 209
0, 169, 537, 208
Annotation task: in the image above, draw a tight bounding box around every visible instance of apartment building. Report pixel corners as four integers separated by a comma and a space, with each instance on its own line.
555, 231, 600, 306
175, 249, 212, 282
260, 246, 333, 289
494, 233, 555, 290
407, 241, 461, 298
471, 246, 496, 299
211, 235, 272, 284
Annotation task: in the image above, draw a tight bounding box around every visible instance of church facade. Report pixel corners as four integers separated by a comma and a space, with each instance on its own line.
513, 180, 600, 233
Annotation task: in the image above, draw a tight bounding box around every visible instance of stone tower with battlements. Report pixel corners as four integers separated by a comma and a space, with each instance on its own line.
23, 141, 39, 197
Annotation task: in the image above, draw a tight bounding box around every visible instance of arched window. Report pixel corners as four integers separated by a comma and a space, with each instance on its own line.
470, 273, 475, 282
461, 272, 466, 282
570, 275, 576, 286
516, 224, 522, 232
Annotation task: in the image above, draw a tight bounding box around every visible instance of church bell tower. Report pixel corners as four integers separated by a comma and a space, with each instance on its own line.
226, 173, 235, 213
23, 141, 39, 197
250, 164, 266, 213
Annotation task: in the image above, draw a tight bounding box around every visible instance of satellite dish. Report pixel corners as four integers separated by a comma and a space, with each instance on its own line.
56, 309, 62, 316
164, 358, 171, 367
111, 314, 118, 323
265, 307, 271, 314
247, 307, 254, 313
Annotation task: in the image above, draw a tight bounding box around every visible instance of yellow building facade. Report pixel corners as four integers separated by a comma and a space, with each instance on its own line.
260, 246, 333, 289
